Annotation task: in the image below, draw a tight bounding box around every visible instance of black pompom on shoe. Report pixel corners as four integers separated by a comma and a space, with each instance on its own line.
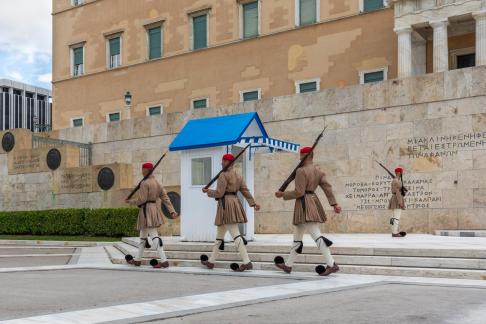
200, 254, 209, 262
315, 265, 326, 275
400, 231, 407, 237
125, 254, 134, 262
274, 256, 284, 265
150, 259, 159, 267
230, 263, 240, 271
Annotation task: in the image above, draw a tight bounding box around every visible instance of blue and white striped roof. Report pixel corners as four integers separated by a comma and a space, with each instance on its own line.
169, 112, 299, 153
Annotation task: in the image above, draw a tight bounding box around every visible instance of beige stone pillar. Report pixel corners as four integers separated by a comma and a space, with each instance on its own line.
394, 26, 413, 78
430, 19, 449, 73
473, 10, 486, 66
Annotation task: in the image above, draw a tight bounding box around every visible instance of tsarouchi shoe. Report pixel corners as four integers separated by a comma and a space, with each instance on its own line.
316, 263, 340, 276
274, 256, 292, 274
231, 262, 253, 272
150, 259, 169, 268
392, 232, 407, 238
200, 254, 215, 269
125, 254, 141, 266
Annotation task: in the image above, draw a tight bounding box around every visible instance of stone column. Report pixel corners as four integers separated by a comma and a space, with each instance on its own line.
430, 19, 449, 73
394, 26, 413, 78
473, 10, 486, 66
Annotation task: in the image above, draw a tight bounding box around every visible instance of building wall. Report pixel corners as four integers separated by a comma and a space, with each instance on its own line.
52, 0, 396, 128
3, 67, 486, 234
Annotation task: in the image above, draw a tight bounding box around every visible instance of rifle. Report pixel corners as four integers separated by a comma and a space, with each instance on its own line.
374, 160, 408, 197
203, 144, 251, 190
126, 152, 168, 200
278, 127, 327, 192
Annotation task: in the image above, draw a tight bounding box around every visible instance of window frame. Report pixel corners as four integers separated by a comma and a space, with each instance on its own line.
191, 97, 209, 109
295, 78, 320, 94
71, 117, 85, 128
359, 67, 388, 84
146, 23, 164, 60
295, 0, 320, 27
239, 88, 262, 102
70, 43, 85, 77
450, 47, 475, 70
239, 0, 261, 39
359, 0, 385, 13
106, 111, 121, 123
106, 33, 123, 69
190, 156, 213, 187
146, 105, 163, 116
189, 10, 210, 51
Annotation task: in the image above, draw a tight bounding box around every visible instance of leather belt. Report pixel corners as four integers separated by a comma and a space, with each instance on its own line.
217, 192, 237, 210
139, 200, 157, 218
300, 191, 315, 212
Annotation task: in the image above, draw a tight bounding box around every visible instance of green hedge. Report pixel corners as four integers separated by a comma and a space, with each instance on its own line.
0, 208, 139, 237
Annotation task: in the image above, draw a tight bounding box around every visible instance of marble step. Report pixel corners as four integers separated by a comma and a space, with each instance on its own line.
121, 237, 486, 259
436, 230, 486, 238
114, 242, 486, 270
109, 254, 486, 280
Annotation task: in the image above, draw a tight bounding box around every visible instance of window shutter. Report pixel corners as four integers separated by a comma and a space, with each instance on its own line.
363, 0, 384, 12
109, 37, 121, 56
73, 47, 83, 65
243, 91, 259, 102
299, 0, 316, 26
148, 27, 162, 59
299, 81, 317, 93
243, 1, 258, 38
364, 71, 384, 83
193, 15, 207, 49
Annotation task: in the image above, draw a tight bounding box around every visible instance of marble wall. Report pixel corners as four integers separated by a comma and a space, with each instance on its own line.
1, 66, 486, 234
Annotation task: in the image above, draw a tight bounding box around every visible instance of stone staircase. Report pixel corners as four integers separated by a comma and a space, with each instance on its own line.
109, 237, 486, 280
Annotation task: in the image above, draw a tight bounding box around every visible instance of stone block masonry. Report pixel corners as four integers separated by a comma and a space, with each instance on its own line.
2, 66, 486, 234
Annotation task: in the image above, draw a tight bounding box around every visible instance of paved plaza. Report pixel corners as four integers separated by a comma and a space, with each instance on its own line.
1, 235, 486, 323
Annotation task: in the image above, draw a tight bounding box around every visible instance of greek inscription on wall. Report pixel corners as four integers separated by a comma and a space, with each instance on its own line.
56, 168, 92, 194
407, 132, 486, 158
11, 152, 42, 173
344, 175, 442, 210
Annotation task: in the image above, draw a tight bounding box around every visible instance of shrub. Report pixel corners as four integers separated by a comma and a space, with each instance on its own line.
0, 208, 139, 237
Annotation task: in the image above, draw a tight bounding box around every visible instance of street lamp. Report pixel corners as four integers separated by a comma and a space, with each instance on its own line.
124, 91, 132, 120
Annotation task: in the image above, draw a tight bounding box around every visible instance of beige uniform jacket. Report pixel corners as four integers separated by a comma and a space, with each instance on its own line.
128, 175, 175, 230
388, 178, 405, 210
283, 163, 337, 225
207, 168, 256, 226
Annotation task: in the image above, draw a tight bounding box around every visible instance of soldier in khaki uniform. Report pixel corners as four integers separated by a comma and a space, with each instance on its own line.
389, 167, 406, 237
274, 146, 342, 276
125, 162, 178, 268
200, 153, 260, 272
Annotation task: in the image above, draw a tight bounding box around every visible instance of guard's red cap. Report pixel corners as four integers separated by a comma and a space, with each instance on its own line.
142, 162, 154, 169
222, 154, 235, 162
300, 146, 313, 154
395, 167, 404, 173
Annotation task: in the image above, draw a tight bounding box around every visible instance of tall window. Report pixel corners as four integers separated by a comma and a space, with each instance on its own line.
191, 157, 212, 186
108, 36, 121, 68
242, 1, 259, 38
148, 26, 162, 60
362, 0, 384, 12
72, 46, 84, 76
298, 0, 317, 26
192, 14, 208, 50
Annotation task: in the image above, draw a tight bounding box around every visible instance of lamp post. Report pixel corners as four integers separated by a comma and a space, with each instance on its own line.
124, 91, 132, 120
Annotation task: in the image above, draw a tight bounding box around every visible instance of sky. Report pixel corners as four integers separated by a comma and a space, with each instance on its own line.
0, 0, 52, 89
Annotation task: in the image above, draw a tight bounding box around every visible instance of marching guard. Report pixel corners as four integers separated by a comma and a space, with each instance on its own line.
200, 153, 260, 272
389, 167, 407, 237
125, 162, 178, 268
274, 146, 342, 276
